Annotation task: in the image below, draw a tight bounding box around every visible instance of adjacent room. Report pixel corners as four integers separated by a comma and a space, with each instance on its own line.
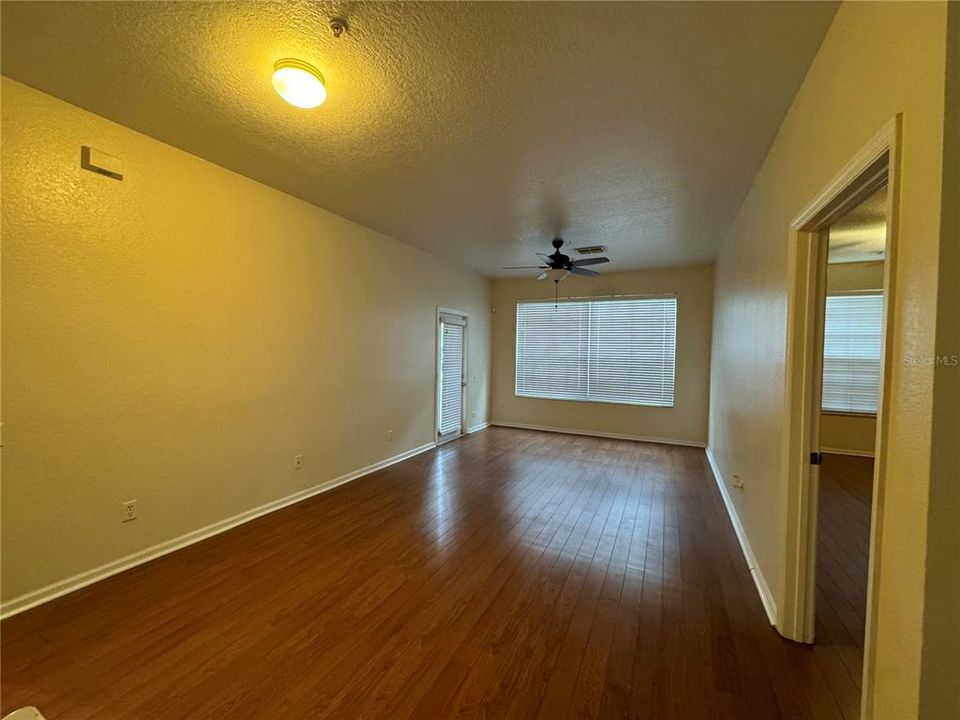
1, 2, 957, 719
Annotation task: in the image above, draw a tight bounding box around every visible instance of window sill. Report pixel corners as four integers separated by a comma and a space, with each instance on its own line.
821, 410, 877, 418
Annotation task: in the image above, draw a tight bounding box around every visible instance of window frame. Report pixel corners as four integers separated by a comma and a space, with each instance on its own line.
513, 294, 678, 409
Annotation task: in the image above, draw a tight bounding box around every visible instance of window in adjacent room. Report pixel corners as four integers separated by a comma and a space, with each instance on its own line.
820, 292, 883, 414
515, 297, 677, 407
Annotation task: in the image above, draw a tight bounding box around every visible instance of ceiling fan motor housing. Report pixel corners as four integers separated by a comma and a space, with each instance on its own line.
548, 238, 570, 268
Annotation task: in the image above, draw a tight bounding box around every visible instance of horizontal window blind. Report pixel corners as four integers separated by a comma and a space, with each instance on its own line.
821, 293, 883, 414
515, 297, 676, 407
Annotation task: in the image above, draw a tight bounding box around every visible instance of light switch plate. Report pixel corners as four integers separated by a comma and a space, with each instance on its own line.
81, 146, 123, 180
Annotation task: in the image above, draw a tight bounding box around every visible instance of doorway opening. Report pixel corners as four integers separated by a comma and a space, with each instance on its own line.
813, 184, 887, 718
781, 118, 900, 719
436, 309, 468, 444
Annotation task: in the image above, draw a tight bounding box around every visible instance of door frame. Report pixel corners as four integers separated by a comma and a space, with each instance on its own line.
780, 116, 901, 718
435, 306, 469, 445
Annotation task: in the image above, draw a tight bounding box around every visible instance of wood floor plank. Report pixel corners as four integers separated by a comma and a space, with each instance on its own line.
1, 429, 852, 718
814, 452, 874, 719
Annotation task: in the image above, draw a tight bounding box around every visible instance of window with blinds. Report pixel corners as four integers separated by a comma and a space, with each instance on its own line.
821, 293, 883, 414
515, 297, 677, 407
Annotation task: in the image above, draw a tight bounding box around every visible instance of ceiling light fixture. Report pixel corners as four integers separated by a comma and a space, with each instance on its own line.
272, 58, 326, 109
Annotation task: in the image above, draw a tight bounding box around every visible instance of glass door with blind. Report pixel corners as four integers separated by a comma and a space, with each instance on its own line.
437, 311, 467, 444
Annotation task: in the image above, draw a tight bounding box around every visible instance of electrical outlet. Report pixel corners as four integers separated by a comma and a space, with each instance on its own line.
294, 454, 304, 470
387, 429, 394, 441
122, 499, 138, 522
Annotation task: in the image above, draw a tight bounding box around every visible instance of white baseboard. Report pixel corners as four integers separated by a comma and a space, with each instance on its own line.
821, 447, 875, 458
467, 421, 490, 434
705, 446, 778, 627
490, 421, 706, 448
0, 441, 436, 620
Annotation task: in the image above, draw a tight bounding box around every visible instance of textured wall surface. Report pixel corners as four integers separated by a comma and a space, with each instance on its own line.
490, 265, 713, 446
820, 414, 876, 456
920, 4, 960, 716
708, 3, 951, 717
1, 77, 491, 604
0, 1, 837, 275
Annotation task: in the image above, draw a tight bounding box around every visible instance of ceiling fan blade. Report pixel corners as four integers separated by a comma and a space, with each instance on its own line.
536, 271, 549, 281
571, 257, 610, 267
569, 266, 599, 277
536, 253, 554, 265
502, 265, 547, 269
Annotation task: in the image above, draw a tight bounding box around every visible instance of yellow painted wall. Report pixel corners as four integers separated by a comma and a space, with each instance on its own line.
708, 2, 952, 717
826, 260, 884, 294
820, 413, 876, 457
0, 77, 491, 607
920, 4, 960, 716
820, 261, 885, 456
490, 264, 712, 446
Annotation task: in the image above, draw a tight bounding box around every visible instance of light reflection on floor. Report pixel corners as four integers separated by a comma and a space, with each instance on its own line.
426, 443, 461, 551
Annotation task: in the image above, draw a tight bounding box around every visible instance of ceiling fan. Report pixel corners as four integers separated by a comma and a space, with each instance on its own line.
503, 237, 610, 282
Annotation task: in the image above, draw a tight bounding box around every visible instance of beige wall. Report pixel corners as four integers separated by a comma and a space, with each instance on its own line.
820, 413, 876, 457
0, 78, 491, 607
491, 264, 712, 446
708, 3, 952, 717
920, 3, 960, 716
826, 260, 884, 293
820, 261, 884, 456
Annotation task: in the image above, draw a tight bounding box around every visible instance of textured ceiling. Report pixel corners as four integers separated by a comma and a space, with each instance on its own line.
829, 185, 887, 264
1, 1, 837, 276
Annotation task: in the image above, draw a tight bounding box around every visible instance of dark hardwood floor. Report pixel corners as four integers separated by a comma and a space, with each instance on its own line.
815, 452, 874, 720
2, 428, 855, 719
